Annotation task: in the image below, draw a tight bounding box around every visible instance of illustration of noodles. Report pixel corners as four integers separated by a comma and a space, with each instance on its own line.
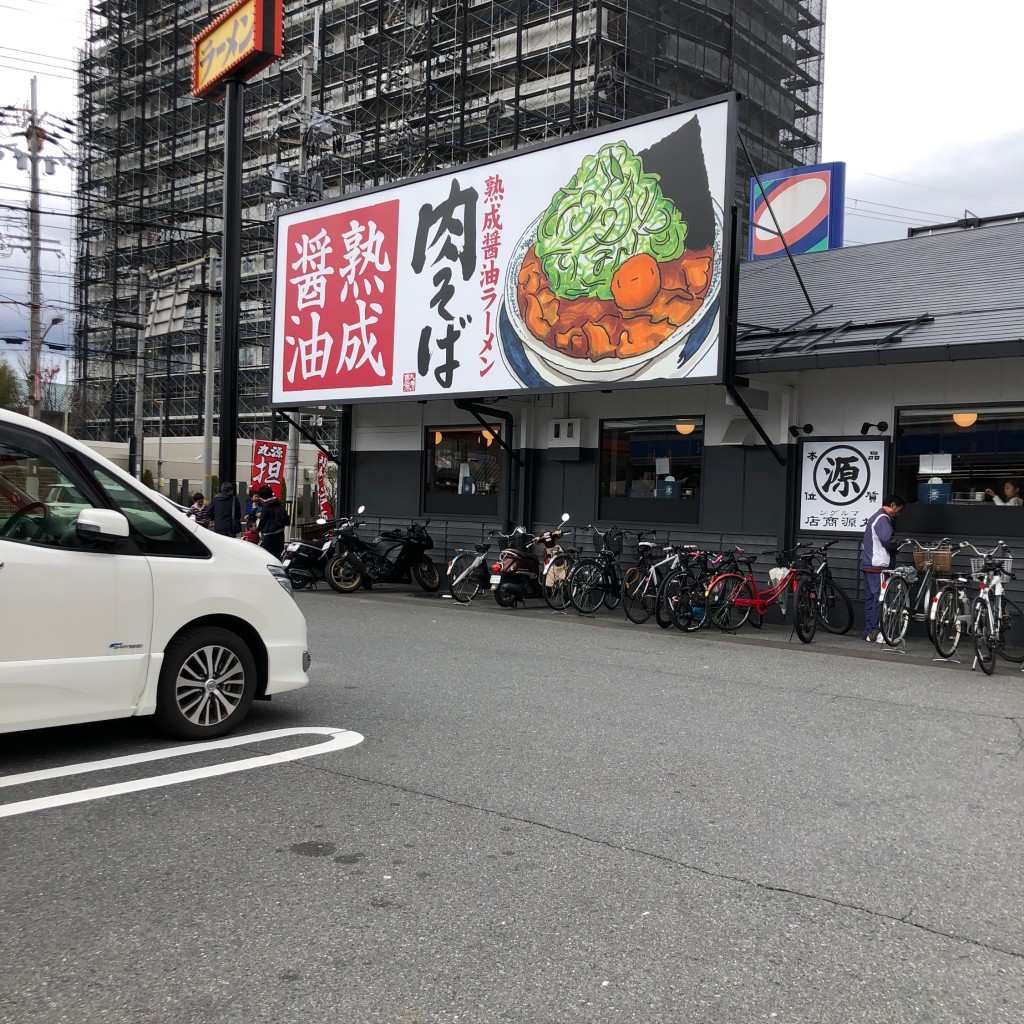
516, 140, 714, 362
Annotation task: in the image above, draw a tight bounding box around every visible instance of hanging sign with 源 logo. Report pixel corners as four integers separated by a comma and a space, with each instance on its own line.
799, 438, 887, 533
192, 0, 283, 101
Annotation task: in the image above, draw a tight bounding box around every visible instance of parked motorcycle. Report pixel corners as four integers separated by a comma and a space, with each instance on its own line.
281, 515, 345, 589
324, 506, 441, 594
490, 514, 570, 608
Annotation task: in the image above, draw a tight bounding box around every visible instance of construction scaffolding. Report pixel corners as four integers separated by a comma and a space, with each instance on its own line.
75, 0, 825, 445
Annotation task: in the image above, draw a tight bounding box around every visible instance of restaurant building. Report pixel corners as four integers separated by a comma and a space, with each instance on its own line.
325, 207, 1024, 615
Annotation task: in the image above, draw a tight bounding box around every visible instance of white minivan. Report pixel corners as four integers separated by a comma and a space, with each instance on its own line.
0, 409, 309, 739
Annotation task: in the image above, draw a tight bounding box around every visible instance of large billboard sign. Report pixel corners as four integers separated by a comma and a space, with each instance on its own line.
271, 96, 736, 407
748, 161, 845, 261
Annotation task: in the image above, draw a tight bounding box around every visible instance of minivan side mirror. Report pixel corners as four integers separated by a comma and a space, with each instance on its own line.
76, 508, 130, 545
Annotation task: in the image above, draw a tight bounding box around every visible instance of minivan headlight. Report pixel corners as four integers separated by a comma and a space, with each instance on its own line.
267, 564, 294, 595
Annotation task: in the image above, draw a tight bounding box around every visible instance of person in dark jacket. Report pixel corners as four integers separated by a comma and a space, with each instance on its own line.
211, 482, 242, 537
255, 483, 288, 559
861, 494, 905, 642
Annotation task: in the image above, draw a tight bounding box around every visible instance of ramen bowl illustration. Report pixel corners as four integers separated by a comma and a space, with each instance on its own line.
500, 137, 722, 386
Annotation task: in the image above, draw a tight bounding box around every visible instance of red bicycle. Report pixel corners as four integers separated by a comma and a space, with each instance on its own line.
705, 544, 818, 643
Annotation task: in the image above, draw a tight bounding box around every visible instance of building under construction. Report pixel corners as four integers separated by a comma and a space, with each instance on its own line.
75, 0, 825, 448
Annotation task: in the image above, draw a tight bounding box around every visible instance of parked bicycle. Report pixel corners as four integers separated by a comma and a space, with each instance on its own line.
928, 542, 977, 659
705, 544, 818, 643
622, 539, 687, 626
969, 543, 1023, 674
661, 546, 757, 632
804, 539, 854, 635
878, 538, 954, 646
567, 525, 631, 615
447, 535, 497, 603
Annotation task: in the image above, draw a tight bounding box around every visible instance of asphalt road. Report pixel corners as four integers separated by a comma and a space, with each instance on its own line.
2, 587, 1023, 1023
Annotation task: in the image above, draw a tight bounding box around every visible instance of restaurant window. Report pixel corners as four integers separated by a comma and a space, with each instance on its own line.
599, 417, 703, 523
893, 406, 1024, 528
424, 425, 500, 516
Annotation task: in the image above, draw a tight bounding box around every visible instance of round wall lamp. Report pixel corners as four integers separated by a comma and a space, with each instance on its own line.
434, 431, 443, 444
952, 412, 978, 428
675, 422, 696, 435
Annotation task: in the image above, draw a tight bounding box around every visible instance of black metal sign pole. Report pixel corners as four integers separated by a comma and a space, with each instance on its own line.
218, 78, 244, 490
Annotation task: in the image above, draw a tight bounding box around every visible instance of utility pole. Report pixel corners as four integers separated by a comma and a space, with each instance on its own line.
203, 249, 219, 501
26, 78, 43, 419
285, 28, 318, 532
131, 274, 148, 478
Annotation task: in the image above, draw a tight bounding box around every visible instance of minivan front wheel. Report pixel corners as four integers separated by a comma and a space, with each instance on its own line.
154, 627, 257, 739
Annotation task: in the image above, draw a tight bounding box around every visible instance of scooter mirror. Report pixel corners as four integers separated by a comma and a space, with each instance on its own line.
357, 505, 366, 514
560, 513, 570, 523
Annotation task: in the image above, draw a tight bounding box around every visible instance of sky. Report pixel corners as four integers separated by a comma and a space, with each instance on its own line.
1, 0, 1022, 362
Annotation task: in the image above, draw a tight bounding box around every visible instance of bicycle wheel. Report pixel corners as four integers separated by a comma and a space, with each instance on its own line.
656, 568, 688, 630
816, 574, 854, 635
973, 598, 996, 674
654, 568, 686, 630
623, 571, 656, 624
542, 553, 575, 611
448, 553, 482, 603
997, 596, 1024, 664
675, 571, 711, 632
569, 560, 606, 615
931, 584, 965, 659
706, 574, 753, 631
794, 580, 817, 644
879, 577, 910, 646
603, 573, 622, 610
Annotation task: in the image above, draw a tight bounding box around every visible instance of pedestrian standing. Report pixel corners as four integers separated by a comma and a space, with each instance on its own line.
186, 491, 212, 529
255, 483, 289, 559
861, 494, 905, 642
211, 482, 243, 537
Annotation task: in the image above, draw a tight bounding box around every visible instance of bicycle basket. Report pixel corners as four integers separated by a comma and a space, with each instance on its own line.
970, 556, 1013, 576
605, 527, 624, 554
913, 545, 953, 573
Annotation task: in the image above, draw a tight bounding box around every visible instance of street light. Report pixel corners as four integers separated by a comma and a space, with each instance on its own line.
28, 314, 63, 419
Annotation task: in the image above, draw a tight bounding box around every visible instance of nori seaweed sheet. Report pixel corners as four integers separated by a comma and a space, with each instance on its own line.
639, 115, 716, 251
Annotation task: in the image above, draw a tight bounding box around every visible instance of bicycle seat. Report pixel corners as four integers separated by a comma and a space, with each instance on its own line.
474, 543, 490, 553
638, 541, 656, 548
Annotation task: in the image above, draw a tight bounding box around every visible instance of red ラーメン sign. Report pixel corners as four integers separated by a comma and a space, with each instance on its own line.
280, 201, 399, 394
251, 439, 287, 497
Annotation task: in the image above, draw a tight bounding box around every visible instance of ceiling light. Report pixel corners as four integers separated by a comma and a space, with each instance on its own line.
675, 422, 696, 435
952, 412, 977, 428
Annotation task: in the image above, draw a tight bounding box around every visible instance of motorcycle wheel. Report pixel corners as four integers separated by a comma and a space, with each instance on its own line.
413, 557, 442, 592
325, 554, 363, 593
494, 582, 520, 608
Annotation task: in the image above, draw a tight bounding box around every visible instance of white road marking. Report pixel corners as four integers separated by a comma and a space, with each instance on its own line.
0, 726, 363, 819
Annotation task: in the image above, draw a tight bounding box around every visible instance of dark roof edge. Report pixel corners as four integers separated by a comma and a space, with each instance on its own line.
735, 339, 1024, 375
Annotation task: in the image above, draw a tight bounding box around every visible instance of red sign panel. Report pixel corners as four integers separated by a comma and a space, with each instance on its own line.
251, 439, 287, 497
279, 199, 400, 395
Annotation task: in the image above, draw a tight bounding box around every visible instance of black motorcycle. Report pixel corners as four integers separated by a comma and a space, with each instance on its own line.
281, 518, 344, 590
324, 507, 441, 594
